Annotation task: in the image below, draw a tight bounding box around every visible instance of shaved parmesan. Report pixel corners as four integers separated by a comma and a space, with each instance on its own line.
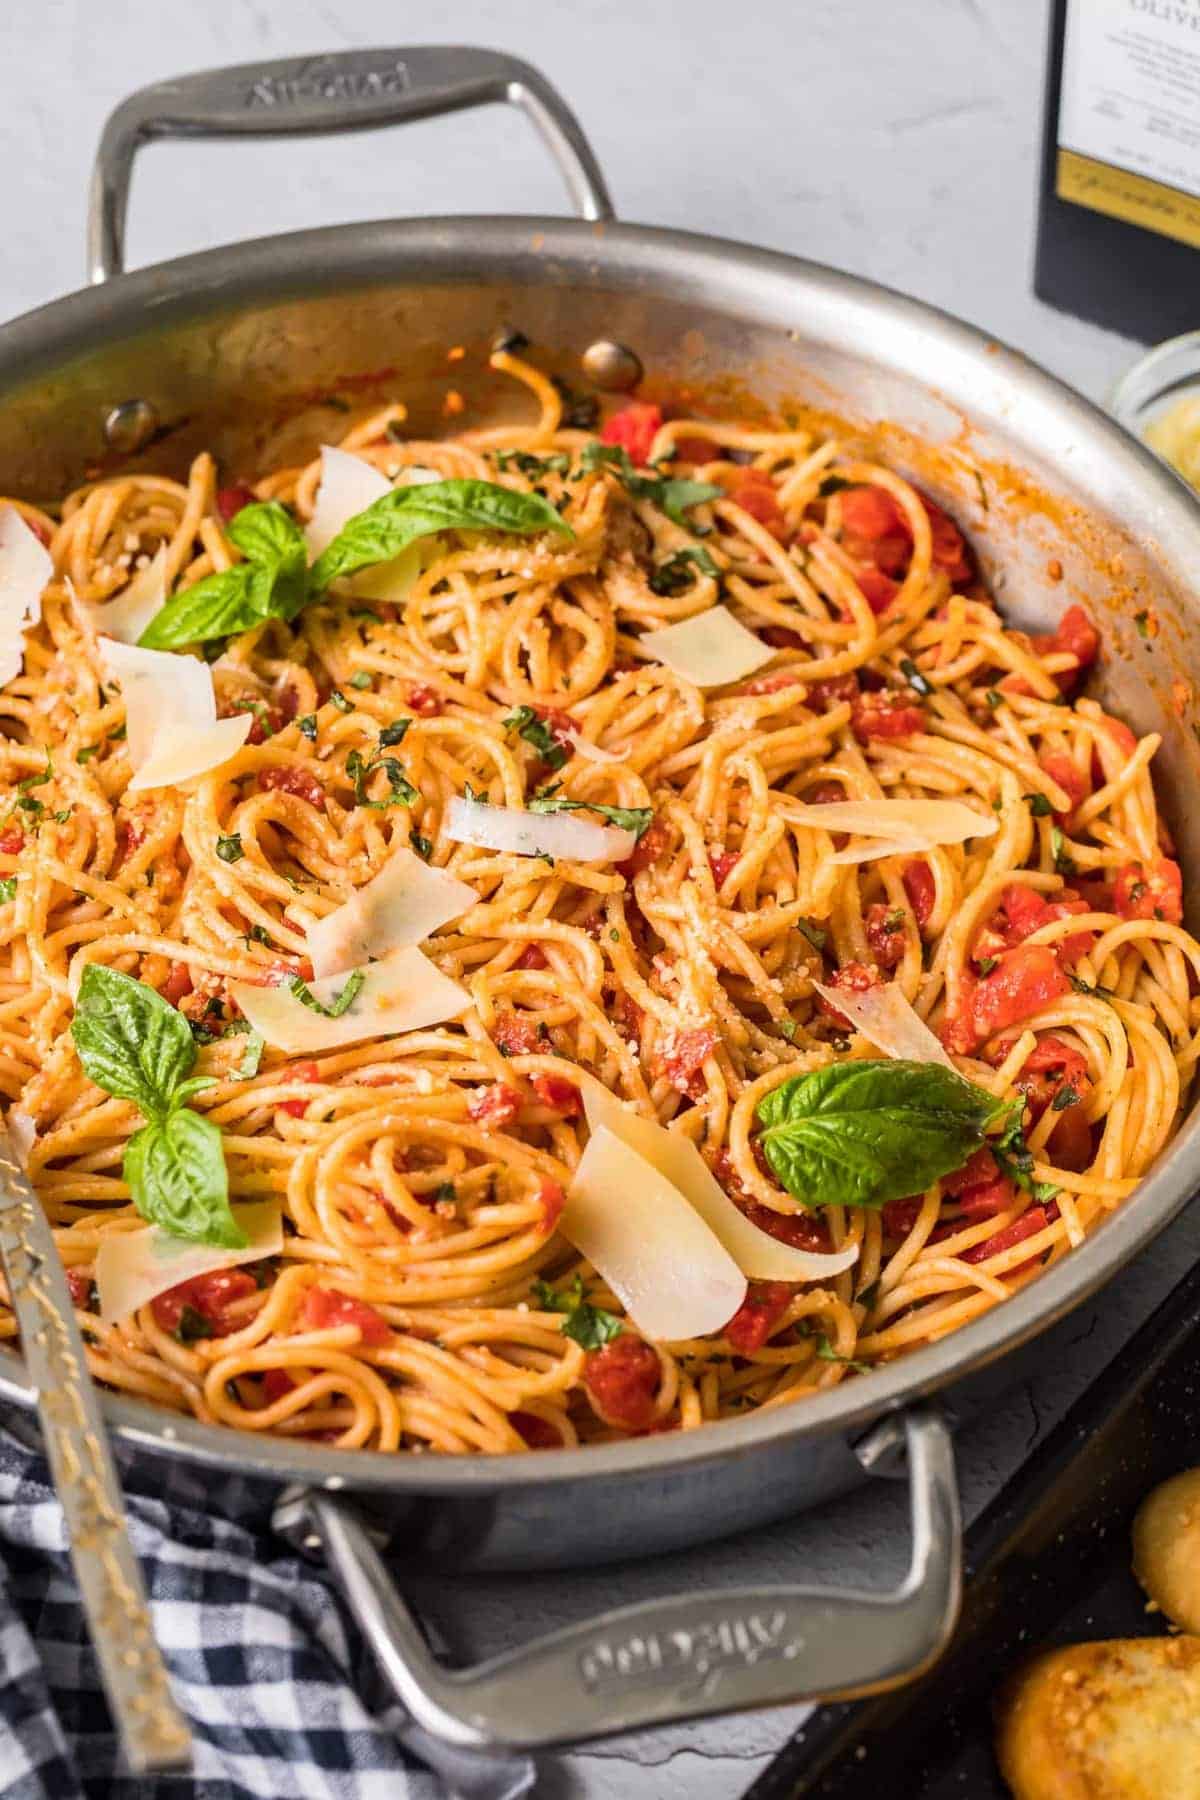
444, 795, 636, 864
307, 847, 476, 980
95, 1199, 282, 1325
305, 446, 391, 558
562, 1124, 747, 1341
0, 505, 51, 688
811, 978, 953, 1068
582, 1082, 859, 1283
90, 546, 167, 644
230, 946, 469, 1054
99, 639, 251, 791
779, 797, 997, 864
640, 608, 773, 688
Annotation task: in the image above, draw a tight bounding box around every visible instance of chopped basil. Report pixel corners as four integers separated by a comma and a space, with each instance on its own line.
1050, 825, 1077, 876
503, 704, 568, 771
76, 744, 99, 764
900, 657, 932, 697
1025, 792, 1054, 817
378, 719, 411, 749
349, 670, 373, 690
235, 1029, 265, 1080
1051, 1083, 1080, 1112
0, 878, 15, 904
17, 757, 52, 795
810, 1331, 871, 1374
1135, 610, 1151, 638
216, 833, 244, 864
580, 441, 722, 529
1068, 972, 1117, 1004
976, 955, 999, 976
288, 969, 365, 1018
796, 919, 828, 953
528, 794, 652, 839
329, 689, 353, 713
296, 714, 318, 741
648, 546, 720, 596
409, 830, 433, 861
985, 689, 1003, 708
779, 1017, 798, 1041
175, 1303, 214, 1344
494, 449, 570, 476
818, 475, 854, 496
346, 748, 418, 811
531, 1273, 623, 1350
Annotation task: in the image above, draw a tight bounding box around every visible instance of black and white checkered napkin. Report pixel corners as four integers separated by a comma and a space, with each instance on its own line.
0, 1419, 532, 1800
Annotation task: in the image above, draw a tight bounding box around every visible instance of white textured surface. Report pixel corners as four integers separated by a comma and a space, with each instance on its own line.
0, 2, 1177, 1796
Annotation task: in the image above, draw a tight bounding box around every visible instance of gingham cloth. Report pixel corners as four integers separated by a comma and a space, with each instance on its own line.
0, 1415, 530, 1800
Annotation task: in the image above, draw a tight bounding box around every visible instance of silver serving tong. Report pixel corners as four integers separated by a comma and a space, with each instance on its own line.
0, 1123, 190, 1772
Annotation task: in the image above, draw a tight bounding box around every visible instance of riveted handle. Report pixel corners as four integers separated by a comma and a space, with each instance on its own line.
87, 46, 615, 283
275, 1406, 961, 1753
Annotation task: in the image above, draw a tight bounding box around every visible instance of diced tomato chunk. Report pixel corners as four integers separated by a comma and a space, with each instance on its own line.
970, 945, 1071, 1045
511, 1410, 564, 1450
278, 1059, 321, 1118
160, 961, 193, 1008
838, 484, 972, 588
713, 1150, 834, 1251
865, 902, 907, 969
807, 671, 860, 711
516, 942, 549, 970
1038, 751, 1090, 820
856, 566, 901, 613
817, 961, 882, 1030
903, 861, 936, 929
583, 1335, 660, 1431
301, 1286, 391, 1345
492, 1010, 541, 1056
0, 826, 24, 855
1050, 1101, 1094, 1171
614, 990, 644, 1044
600, 401, 662, 467
851, 691, 924, 740
709, 848, 740, 886
724, 1281, 793, 1355
662, 1027, 717, 1099
468, 1082, 522, 1128
839, 485, 901, 542
262, 1368, 297, 1403
617, 816, 668, 879
759, 626, 809, 651
530, 1071, 583, 1118
1113, 858, 1183, 924
672, 434, 719, 465
536, 1178, 566, 1233
1002, 1033, 1091, 1119
729, 470, 789, 542
259, 764, 326, 810
152, 1268, 259, 1338
943, 1146, 1001, 1199
1032, 604, 1099, 675
940, 1149, 1016, 1221
407, 683, 443, 716
990, 883, 1094, 970
216, 483, 257, 522
66, 1267, 96, 1308
962, 1202, 1059, 1266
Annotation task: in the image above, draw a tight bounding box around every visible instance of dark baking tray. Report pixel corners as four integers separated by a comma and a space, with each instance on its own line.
746, 1254, 1200, 1799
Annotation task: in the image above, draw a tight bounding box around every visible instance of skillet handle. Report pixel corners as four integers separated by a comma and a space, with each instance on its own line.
273, 1406, 960, 1753
87, 46, 615, 283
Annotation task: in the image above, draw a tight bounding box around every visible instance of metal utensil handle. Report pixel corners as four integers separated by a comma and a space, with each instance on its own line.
87, 46, 615, 284
0, 1131, 191, 1772
279, 1407, 959, 1752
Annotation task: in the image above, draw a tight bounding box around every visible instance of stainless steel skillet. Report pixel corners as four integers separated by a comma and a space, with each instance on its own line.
2, 43, 1199, 1754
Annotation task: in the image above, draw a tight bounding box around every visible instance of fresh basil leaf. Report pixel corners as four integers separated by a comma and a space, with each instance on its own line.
503, 705, 568, 771
288, 969, 364, 1018
310, 479, 574, 595
125, 1106, 245, 1247
71, 964, 196, 1120
139, 564, 260, 650
216, 832, 244, 864
378, 719, 411, 748
228, 502, 308, 621
582, 443, 723, 530
528, 794, 653, 839
531, 1275, 622, 1350
17, 756, 53, 795
756, 1059, 1007, 1212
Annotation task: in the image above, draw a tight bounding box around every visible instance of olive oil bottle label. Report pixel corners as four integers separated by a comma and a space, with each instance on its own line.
1057, 0, 1200, 251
